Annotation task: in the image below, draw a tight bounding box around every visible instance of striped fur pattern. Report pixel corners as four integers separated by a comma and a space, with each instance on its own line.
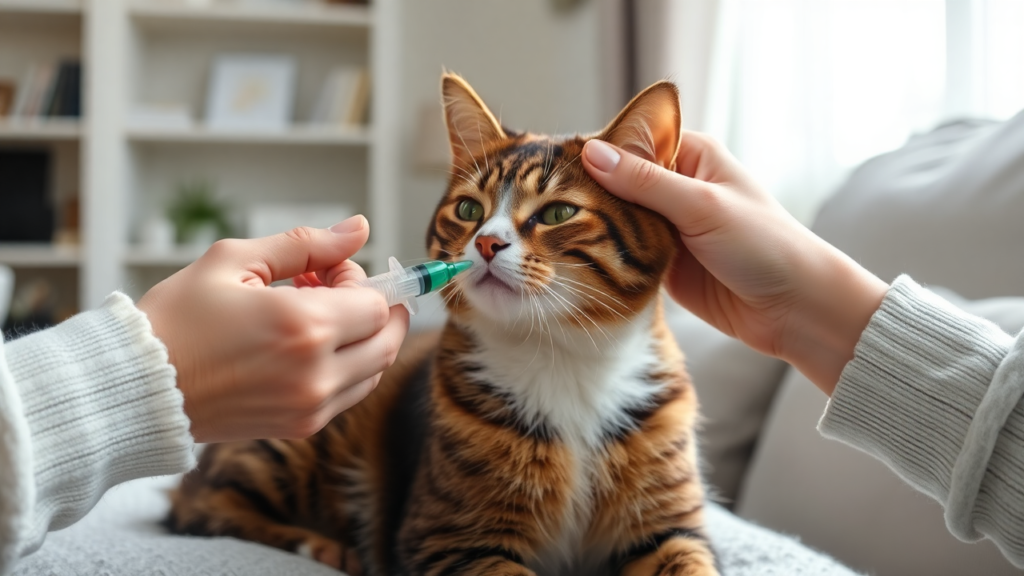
167, 74, 717, 576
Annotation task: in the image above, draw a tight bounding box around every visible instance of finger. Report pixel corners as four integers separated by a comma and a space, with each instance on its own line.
323, 375, 380, 419
293, 272, 321, 288
226, 215, 370, 285
674, 130, 736, 181
332, 304, 410, 383
582, 140, 722, 236
301, 285, 393, 347
318, 259, 369, 288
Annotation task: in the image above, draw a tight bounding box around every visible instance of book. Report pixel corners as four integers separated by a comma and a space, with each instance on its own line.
310, 66, 369, 126
45, 61, 82, 118
10, 64, 37, 117
0, 80, 13, 117
347, 68, 370, 125
18, 63, 55, 118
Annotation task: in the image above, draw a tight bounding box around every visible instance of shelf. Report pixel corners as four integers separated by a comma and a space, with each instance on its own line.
0, 244, 81, 267
0, 119, 82, 141
126, 125, 371, 146
125, 243, 376, 268
0, 0, 82, 15
129, 1, 371, 30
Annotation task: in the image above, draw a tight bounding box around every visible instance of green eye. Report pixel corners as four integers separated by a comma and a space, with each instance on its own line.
457, 199, 484, 221
540, 203, 577, 225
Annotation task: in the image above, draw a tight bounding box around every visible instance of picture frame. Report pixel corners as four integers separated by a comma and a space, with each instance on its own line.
204, 54, 296, 131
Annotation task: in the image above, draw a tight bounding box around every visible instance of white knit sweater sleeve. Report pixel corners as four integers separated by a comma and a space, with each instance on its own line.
0, 293, 195, 575
819, 275, 1024, 567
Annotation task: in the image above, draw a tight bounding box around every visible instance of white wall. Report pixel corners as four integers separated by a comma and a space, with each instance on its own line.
393, 0, 621, 261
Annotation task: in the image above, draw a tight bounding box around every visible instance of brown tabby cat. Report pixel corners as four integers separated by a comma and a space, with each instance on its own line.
166, 74, 717, 576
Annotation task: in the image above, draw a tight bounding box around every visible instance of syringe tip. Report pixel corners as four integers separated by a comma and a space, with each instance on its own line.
452, 260, 473, 276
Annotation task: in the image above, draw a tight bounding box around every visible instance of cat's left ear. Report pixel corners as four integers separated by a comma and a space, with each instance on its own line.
596, 81, 682, 170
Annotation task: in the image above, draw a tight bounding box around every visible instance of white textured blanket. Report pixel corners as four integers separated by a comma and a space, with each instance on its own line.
12, 476, 860, 575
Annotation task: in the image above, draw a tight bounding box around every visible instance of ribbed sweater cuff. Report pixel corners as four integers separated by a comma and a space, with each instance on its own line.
6, 292, 195, 553
819, 275, 1024, 562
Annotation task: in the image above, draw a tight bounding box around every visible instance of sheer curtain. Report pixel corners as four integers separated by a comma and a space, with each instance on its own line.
636, 0, 1024, 223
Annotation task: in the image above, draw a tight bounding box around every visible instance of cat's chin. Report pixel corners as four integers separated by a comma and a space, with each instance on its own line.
457, 275, 530, 323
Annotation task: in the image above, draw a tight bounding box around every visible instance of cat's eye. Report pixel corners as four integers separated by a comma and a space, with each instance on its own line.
540, 203, 577, 225
457, 199, 484, 221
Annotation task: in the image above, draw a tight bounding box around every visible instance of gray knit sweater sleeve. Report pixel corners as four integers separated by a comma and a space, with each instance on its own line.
0, 293, 195, 576
819, 275, 1024, 567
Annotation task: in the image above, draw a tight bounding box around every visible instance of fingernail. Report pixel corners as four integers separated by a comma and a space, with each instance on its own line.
330, 215, 366, 234
585, 140, 621, 173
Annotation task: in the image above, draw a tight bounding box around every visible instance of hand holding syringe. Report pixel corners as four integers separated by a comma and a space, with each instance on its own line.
358, 257, 473, 315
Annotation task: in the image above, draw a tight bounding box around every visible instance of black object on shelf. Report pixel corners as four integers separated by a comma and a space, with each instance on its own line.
43, 60, 82, 118
0, 150, 54, 242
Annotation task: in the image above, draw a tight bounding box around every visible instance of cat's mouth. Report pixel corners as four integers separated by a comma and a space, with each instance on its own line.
475, 270, 516, 294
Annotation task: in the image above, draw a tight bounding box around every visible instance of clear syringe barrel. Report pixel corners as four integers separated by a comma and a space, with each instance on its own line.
361, 265, 425, 307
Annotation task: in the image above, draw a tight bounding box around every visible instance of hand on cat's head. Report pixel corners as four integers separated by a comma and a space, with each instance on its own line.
137, 216, 410, 442
581, 132, 887, 392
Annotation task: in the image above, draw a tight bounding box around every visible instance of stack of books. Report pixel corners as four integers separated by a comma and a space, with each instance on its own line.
10, 60, 83, 119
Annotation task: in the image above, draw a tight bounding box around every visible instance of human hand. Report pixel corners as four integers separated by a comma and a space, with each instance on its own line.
582, 135, 887, 393
137, 216, 410, 442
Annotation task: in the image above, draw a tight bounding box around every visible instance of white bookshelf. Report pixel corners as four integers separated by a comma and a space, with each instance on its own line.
128, 1, 372, 29
0, 0, 400, 309
0, 118, 82, 140
0, 0, 82, 15
126, 125, 372, 146
0, 244, 81, 267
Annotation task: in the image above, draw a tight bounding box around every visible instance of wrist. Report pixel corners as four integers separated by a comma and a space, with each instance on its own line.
780, 240, 888, 395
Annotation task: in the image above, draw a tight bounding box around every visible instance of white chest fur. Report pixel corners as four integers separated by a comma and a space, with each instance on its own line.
462, 306, 665, 575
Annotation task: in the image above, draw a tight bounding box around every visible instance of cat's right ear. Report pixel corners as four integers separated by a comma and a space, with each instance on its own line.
597, 81, 682, 170
441, 73, 506, 171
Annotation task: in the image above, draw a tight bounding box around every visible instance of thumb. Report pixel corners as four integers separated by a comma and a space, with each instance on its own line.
230, 215, 370, 285
582, 139, 718, 235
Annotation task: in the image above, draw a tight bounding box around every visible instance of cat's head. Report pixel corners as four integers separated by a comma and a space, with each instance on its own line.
427, 73, 681, 330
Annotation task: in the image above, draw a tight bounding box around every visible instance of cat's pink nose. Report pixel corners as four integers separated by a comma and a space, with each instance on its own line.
475, 235, 509, 262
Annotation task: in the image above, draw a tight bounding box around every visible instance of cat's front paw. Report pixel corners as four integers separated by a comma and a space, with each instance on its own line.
654, 558, 719, 576
620, 535, 718, 576
297, 536, 362, 574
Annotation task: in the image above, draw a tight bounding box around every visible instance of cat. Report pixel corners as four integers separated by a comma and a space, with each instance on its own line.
166, 73, 718, 576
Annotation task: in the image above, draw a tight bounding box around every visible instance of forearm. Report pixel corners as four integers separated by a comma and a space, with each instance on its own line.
778, 237, 888, 395
819, 276, 1024, 567
0, 293, 195, 573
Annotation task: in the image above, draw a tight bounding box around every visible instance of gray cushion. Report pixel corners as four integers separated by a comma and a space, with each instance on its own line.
813, 115, 1024, 299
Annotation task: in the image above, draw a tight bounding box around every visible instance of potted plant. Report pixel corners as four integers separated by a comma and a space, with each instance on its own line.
167, 181, 232, 249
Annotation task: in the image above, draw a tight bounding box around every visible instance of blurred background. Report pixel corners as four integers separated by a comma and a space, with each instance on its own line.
0, 0, 1022, 332
2, 1, 1024, 574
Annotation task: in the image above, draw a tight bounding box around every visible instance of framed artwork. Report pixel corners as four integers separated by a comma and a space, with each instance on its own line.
205, 55, 296, 131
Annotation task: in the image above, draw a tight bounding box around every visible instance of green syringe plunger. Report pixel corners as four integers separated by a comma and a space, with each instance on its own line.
358, 257, 473, 315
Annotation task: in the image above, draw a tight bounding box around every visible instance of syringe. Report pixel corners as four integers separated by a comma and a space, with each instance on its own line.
358, 257, 473, 315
